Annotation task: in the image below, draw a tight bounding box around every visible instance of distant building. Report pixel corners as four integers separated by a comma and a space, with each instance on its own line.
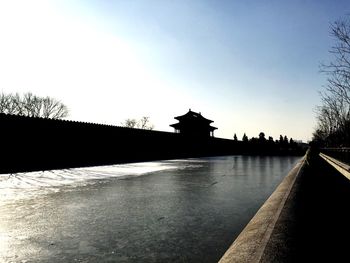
170, 109, 217, 137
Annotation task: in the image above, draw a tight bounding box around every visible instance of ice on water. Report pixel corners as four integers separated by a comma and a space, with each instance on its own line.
0, 159, 204, 202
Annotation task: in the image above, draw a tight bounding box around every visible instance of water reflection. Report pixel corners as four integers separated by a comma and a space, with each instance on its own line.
0, 156, 301, 262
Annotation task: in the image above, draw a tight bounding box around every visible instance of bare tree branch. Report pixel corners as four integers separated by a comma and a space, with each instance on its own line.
121, 117, 154, 130
315, 17, 350, 146
0, 92, 68, 119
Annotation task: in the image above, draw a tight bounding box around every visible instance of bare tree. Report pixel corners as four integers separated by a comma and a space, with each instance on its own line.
42, 96, 68, 119
0, 93, 21, 115
122, 118, 138, 128
0, 93, 11, 113
322, 19, 350, 104
138, 116, 154, 130
315, 17, 350, 145
0, 92, 68, 119
22, 92, 41, 117
121, 116, 154, 130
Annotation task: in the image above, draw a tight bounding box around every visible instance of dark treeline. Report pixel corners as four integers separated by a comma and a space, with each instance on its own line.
235, 132, 305, 155
0, 114, 306, 174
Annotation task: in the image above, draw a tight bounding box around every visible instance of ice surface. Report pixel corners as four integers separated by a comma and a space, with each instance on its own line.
0, 159, 203, 202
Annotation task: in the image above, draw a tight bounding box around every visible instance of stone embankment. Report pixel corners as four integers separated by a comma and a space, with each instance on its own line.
219, 150, 350, 262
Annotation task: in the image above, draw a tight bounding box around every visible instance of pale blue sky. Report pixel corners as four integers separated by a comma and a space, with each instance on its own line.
1, 0, 349, 142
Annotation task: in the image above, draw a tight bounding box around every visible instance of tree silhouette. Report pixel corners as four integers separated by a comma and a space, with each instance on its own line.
259, 132, 266, 142
289, 138, 295, 145
122, 118, 138, 128
0, 92, 68, 119
233, 133, 238, 141
315, 16, 350, 146
139, 116, 154, 130
242, 133, 248, 142
279, 135, 284, 144
121, 117, 154, 130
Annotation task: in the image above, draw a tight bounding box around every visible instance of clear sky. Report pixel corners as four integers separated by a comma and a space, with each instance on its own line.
1, 0, 349, 142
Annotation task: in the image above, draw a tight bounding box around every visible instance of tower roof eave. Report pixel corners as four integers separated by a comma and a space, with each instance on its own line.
174, 110, 213, 123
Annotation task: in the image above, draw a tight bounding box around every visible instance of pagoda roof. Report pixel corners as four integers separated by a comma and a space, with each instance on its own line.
174, 110, 214, 123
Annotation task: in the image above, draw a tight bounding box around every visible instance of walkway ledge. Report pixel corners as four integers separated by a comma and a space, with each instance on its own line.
218, 157, 305, 263
319, 153, 350, 180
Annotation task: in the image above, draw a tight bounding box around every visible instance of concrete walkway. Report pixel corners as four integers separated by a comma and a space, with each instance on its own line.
219, 151, 350, 262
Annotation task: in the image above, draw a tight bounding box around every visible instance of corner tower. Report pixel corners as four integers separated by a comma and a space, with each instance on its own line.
170, 109, 217, 137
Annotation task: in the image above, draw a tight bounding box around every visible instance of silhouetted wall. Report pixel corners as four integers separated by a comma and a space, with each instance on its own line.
0, 114, 305, 173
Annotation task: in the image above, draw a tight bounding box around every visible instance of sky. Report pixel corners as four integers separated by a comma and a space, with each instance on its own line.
0, 0, 349, 142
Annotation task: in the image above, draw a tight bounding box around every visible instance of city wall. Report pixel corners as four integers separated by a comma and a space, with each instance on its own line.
0, 113, 304, 174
